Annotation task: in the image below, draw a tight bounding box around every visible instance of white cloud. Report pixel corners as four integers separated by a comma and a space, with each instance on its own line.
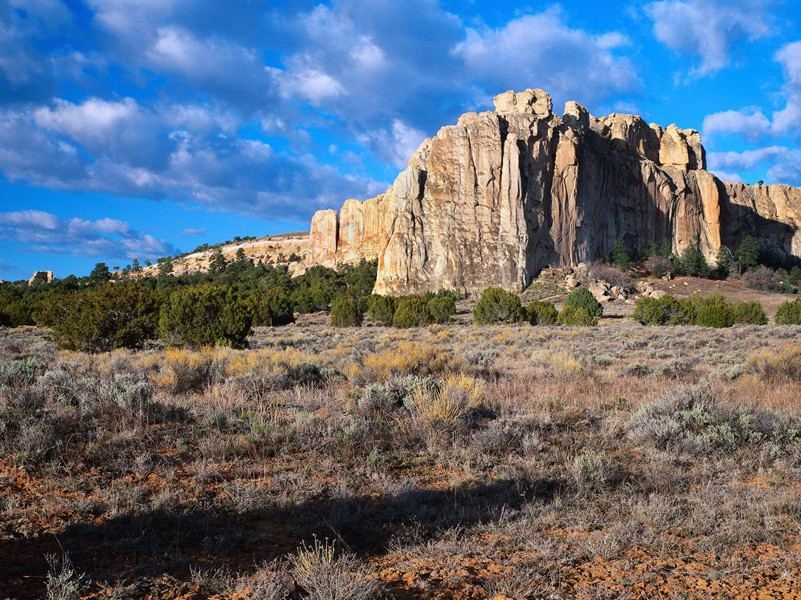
645, 0, 773, 78
0, 210, 176, 260
707, 145, 801, 186
702, 109, 771, 140
772, 41, 801, 136
453, 7, 638, 107
707, 146, 788, 171
709, 170, 744, 183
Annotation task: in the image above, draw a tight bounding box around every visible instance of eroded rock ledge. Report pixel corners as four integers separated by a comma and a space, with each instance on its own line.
307, 88, 801, 295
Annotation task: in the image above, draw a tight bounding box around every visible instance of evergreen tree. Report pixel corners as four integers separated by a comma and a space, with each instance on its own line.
735, 235, 760, 270
132, 258, 142, 272
89, 262, 111, 284
715, 245, 731, 278
609, 238, 631, 271
679, 246, 710, 278
209, 247, 227, 274
157, 257, 173, 277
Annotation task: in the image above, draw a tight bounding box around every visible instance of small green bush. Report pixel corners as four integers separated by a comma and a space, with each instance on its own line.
367, 295, 395, 325
159, 285, 252, 348
526, 300, 558, 325
557, 306, 598, 326
563, 287, 603, 319
330, 297, 363, 327
39, 283, 159, 352
393, 296, 431, 328
695, 298, 734, 328
427, 296, 456, 324
731, 301, 768, 325
633, 295, 690, 325
775, 298, 801, 325
248, 288, 294, 326
0, 296, 35, 327
473, 288, 524, 325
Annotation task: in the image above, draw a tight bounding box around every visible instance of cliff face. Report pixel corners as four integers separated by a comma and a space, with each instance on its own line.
307, 88, 801, 295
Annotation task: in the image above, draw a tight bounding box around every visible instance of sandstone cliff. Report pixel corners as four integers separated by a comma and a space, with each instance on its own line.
307, 89, 801, 295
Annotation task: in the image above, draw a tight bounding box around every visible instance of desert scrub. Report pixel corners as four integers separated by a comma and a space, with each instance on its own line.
362, 341, 458, 380
745, 345, 801, 382
627, 383, 801, 457
473, 288, 524, 324
153, 347, 221, 394
291, 538, 380, 600
526, 300, 558, 325
775, 298, 801, 325
329, 297, 363, 327
406, 373, 484, 441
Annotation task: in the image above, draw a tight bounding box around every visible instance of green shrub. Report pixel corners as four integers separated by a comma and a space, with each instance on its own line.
633, 295, 690, 325
473, 288, 524, 325
775, 298, 801, 325
392, 296, 431, 328
557, 306, 598, 326
367, 295, 395, 325
526, 300, 558, 325
248, 288, 294, 326
0, 296, 35, 327
427, 296, 456, 324
563, 287, 603, 319
38, 283, 159, 352
695, 298, 734, 328
330, 297, 363, 327
159, 285, 252, 348
731, 301, 768, 325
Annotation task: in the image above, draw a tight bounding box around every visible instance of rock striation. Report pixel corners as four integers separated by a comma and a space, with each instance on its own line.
307, 88, 801, 295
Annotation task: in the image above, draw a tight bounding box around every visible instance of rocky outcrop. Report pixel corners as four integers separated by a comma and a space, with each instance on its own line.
307, 88, 801, 295
28, 270, 54, 285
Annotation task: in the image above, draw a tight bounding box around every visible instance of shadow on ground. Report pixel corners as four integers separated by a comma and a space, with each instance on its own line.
1, 476, 561, 597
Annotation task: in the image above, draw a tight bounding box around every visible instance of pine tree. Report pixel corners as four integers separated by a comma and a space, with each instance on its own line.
735, 236, 760, 270
89, 262, 111, 284
610, 238, 631, 271
209, 247, 228, 274
715, 245, 731, 278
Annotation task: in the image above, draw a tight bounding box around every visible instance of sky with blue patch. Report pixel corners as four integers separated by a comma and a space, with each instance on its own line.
1, 0, 800, 280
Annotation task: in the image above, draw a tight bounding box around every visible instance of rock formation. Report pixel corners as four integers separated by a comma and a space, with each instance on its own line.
307, 88, 801, 295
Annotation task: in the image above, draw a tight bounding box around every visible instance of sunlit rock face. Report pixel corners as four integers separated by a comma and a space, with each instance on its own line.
306, 88, 801, 295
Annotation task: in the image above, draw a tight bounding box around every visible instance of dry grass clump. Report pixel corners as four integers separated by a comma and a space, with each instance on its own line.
745, 345, 801, 383
362, 341, 460, 380
291, 538, 380, 600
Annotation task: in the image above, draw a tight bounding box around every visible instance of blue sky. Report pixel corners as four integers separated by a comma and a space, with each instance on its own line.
1, 0, 800, 280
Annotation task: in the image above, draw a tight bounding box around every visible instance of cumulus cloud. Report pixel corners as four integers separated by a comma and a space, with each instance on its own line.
772, 41, 801, 136
702, 109, 771, 140
645, 0, 773, 78
0, 98, 384, 220
707, 145, 801, 186
453, 8, 639, 106
359, 119, 427, 169
0, 210, 177, 260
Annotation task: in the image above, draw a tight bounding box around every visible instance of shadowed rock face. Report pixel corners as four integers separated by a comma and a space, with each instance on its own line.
307, 88, 801, 295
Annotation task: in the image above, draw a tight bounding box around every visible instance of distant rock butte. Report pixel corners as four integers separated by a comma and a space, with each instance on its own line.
307, 88, 801, 295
